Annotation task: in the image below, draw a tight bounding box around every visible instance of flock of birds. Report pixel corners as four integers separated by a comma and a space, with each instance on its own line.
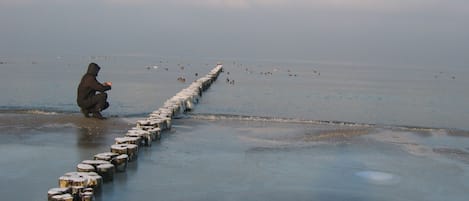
144, 61, 327, 86
0, 57, 460, 83
142, 61, 459, 85
145, 62, 210, 84
434, 71, 456, 80
221, 63, 323, 85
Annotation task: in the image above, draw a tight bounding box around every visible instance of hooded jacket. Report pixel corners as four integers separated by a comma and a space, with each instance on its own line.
77, 63, 111, 108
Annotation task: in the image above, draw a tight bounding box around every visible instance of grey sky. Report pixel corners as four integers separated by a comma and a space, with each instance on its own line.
1, 0, 468, 66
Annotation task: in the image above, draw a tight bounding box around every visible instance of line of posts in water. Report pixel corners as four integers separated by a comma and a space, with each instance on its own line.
47, 64, 223, 201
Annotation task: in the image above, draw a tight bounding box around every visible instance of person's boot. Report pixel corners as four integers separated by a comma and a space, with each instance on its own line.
81, 109, 90, 118
92, 111, 106, 120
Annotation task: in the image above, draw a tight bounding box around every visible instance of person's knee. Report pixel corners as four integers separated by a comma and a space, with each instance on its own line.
97, 93, 108, 101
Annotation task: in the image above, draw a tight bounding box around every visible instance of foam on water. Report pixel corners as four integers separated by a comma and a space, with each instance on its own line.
189, 113, 372, 126
40, 123, 77, 129
188, 113, 443, 132
22, 110, 58, 115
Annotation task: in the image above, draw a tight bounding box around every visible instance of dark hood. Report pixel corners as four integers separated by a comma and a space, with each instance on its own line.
86, 63, 100, 76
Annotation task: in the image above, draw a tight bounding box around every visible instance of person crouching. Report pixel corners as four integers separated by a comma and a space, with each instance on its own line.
77, 63, 112, 119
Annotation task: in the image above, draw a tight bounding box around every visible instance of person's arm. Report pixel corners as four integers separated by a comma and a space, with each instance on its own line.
86, 76, 111, 92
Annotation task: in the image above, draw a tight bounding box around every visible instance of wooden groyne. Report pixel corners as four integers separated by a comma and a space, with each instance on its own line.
47, 64, 223, 201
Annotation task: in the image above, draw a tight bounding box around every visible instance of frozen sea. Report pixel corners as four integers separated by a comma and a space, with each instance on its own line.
0, 55, 468, 201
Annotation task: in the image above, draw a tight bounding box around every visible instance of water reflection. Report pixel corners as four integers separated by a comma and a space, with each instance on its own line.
75, 117, 131, 144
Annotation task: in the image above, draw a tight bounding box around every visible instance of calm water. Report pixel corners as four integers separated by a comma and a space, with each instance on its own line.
0, 56, 217, 115
1, 55, 468, 130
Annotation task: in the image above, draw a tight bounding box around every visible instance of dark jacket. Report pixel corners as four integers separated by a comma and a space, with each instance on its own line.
77, 63, 111, 108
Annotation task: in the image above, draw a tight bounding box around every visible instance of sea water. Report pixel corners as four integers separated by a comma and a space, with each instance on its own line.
0, 55, 217, 116
1, 56, 469, 201
197, 59, 469, 130
1, 55, 468, 130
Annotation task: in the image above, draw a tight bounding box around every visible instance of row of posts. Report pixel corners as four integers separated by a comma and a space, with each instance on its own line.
47, 64, 223, 201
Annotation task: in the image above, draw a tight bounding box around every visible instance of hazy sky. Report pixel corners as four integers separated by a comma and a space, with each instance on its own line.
1, 0, 468, 66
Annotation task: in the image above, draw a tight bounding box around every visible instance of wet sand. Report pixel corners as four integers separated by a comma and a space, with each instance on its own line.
1, 113, 469, 201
